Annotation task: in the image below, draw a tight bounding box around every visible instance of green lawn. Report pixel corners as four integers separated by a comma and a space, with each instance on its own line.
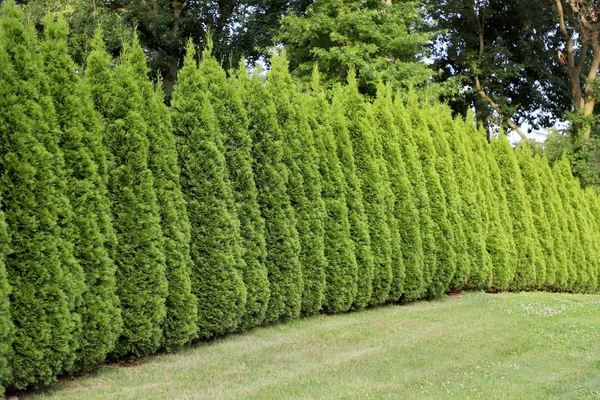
27, 292, 600, 399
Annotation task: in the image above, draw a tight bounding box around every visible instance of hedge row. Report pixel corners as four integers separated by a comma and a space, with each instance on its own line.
1, 4, 600, 394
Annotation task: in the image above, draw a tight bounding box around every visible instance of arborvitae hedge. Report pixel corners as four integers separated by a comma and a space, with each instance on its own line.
392, 99, 435, 298
537, 155, 568, 289
516, 145, 554, 288
0, 209, 11, 397
0, 5, 75, 387
446, 116, 486, 290
268, 53, 327, 316
410, 106, 456, 298
373, 85, 421, 302
40, 16, 122, 369
126, 35, 198, 349
330, 85, 373, 310
344, 73, 392, 306
171, 42, 246, 337
308, 71, 357, 313
237, 62, 302, 323
492, 135, 541, 290
198, 45, 269, 330
87, 35, 168, 357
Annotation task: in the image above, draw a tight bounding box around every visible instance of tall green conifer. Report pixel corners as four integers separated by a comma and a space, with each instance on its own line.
125, 35, 198, 349
0, 209, 11, 396
40, 16, 122, 368
516, 144, 553, 288
267, 53, 327, 316
392, 98, 435, 298
198, 44, 270, 330
86, 34, 168, 357
410, 105, 456, 298
307, 70, 357, 313
330, 85, 374, 310
537, 155, 569, 289
0, 5, 74, 387
171, 42, 246, 337
237, 62, 303, 322
492, 135, 541, 290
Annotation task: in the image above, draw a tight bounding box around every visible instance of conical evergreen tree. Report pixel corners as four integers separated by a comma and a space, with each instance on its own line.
0, 5, 74, 387
410, 104, 456, 298
392, 98, 435, 298
574, 187, 599, 293
86, 33, 168, 357
584, 187, 600, 290
343, 72, 392, 306
171, 42, 246, 337
492, 135, 541, 290
197, 44, 270, 330
373, 85, 423, 302
0, 208, 12, 397
237, 62, 302, 322
267, 53, 327, 316
536, 155, 569, 289
516, 144, 554, 288
553, 156, 585, 291
125, 34, 198, 349
426, 105, 469, 292
330, 85, 374, 310
40, 15, 122, 369
307, 70, 357, 313
446, 115, 487, 290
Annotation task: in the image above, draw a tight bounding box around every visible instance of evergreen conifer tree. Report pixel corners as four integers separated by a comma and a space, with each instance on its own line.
426, 106, 470, 291
40, 16, 122, 368
343, 72, 392, 306
0, 5, 74, 387
236, 62, 303, 322
0, 209, 12, 397
267, 53, 327, 316
373, 85, 423, 302
197, 45, 270, 330
307, 70, 357, 313
492, 135, 541, 290
86, 33, 168, 357
330, 85, 374, 310
446, 115, 487, 289
125, 34, 198, 349
171, 42, 246, 337
575, 188, 599, 292
410, 105, 456, 298
392, 98, 435, 298
537, 155, 569, 289
553, 157, 585, 291
516, 144, 554, 288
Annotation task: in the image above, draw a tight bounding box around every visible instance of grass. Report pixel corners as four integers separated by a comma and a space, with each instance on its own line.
25, 292, 600, 399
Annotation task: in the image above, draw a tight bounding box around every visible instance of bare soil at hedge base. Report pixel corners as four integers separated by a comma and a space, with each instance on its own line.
26, 292, 600, 399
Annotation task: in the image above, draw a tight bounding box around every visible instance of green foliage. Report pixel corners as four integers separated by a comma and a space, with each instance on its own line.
343, 73, 392, 306
86, 33, 168, 357
516, 145, 554, 288
0, 209, 11, 397
126, 34, 198, 350
410, 106, 456, 298
268, 53, 327, 316
307, 70, 357, 313
198, 45, 270, 330
492, 135, 541, 290
330, 85, 374, 310
536, 155, 569, 290
40, 15, 122, 369
237, 63, 303, 323
446, 116, 487, 290
0, 3, 75, 387
171, 42, 247, 338
278, 0, 433, 95
392, 99, 434, 299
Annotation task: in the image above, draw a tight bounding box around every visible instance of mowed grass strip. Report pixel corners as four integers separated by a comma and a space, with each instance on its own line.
26, 292, 600, 399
